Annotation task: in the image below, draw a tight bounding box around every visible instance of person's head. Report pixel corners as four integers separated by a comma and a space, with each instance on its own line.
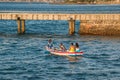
60, 43, 63, 45
71, 43, 74, 46
75, 43, 79, 47
48, 39, 52, 43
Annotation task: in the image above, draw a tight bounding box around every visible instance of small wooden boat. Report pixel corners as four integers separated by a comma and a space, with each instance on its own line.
45, 47, 84, 56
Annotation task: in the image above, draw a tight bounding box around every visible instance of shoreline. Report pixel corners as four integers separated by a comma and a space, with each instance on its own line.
51, 2, 120, 5
0, 2, 119, 5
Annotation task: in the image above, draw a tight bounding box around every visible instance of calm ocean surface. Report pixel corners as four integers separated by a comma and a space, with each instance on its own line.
0, 3, 120, 80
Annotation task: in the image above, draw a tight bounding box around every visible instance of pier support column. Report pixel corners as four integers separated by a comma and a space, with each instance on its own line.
17, 17, 26, 34
17, 19, 21, 34
21, 20, 25, 34
69, 18, 75, 35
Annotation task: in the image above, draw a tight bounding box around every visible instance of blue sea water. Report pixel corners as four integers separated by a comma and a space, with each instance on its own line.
0, 2, 120, 13
0, 3, 120, 80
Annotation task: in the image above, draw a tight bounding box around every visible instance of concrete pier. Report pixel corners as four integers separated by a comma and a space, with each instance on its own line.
0, 13, 120, 35
80, 20, 120, 36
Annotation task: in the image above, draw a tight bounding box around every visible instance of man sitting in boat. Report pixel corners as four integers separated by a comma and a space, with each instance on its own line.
69, 43, 76, 52
59, 43, 66, 51
47, 39, 53, 49
75, 43, 80, 52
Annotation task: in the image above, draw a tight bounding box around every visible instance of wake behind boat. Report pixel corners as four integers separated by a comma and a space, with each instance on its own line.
45, 47, 84, 56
